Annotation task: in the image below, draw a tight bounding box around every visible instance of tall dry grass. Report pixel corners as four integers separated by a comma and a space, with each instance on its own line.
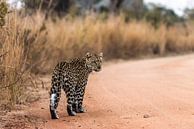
0, 11, 37, 108
25, 14, 194, 73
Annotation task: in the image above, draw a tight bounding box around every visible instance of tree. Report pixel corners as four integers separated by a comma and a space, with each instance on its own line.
184, 8, 194, 19
144, 4, 182, 28
21, 0, 73, 15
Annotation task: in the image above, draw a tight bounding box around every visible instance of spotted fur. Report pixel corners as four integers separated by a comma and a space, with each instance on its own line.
49, 52, 103, 119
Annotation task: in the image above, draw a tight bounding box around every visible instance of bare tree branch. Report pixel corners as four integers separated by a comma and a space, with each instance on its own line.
0, 58, 47, 89
0, 51, 8, 58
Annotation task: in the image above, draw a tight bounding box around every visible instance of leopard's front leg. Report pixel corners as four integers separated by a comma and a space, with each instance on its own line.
63, 81, 77, 116
75, 81, 87, 113
78, 86, 86, 113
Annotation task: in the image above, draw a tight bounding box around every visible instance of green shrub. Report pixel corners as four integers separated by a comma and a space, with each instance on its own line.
0, 1, 8, 27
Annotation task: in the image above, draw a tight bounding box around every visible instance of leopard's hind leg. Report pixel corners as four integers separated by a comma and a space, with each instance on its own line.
50, 71, 62, 119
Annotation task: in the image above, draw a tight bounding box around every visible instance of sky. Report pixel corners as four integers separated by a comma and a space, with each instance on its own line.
144, 0, 194, 16
8, 0, 194, 16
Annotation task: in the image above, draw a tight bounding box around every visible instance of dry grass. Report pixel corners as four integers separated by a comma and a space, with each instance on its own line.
0, 12, 37, 108
1, 12, 194, 108
26, 14, 194, 73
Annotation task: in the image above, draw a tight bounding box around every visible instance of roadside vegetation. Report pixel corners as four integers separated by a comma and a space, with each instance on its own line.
0, 0, 194, 109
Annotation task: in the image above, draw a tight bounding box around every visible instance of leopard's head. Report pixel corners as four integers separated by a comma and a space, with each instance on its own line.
85, 52, 103, 72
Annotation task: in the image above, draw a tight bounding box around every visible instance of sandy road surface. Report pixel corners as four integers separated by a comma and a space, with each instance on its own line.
28, 54, 194, 129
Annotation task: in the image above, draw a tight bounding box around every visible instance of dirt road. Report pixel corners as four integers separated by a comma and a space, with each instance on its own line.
27, 54, 194, 129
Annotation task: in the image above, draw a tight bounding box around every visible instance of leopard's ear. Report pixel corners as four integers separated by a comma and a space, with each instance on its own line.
99, 52, 103, 60
99, 52, 103, 57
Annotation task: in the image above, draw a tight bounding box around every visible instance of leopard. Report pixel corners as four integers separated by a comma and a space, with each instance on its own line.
49, 52, 103, 119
